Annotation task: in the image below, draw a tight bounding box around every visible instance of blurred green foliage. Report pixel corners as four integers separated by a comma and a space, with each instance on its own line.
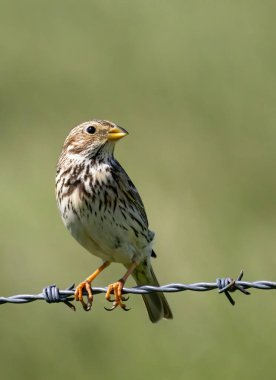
1, 1, 276, 379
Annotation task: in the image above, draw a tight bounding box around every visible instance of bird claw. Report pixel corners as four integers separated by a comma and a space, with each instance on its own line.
104, 280, 130, 312
104, 302, 130, 312
106, 295, 129, 303
74, 280, 93, 311
81, 299, 92, 311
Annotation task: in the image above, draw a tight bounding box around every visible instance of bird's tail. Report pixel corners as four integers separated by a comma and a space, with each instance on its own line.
131, 262, 173, 323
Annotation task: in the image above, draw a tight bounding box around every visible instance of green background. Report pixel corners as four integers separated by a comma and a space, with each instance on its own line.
1, 1, 276, 379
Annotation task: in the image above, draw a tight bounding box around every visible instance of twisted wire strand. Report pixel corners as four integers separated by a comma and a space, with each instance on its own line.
1, 271, 276, 310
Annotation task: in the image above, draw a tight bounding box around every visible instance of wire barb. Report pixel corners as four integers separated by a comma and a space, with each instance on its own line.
216, 271, 250, 305
0, 271, 275, 309
42, 284, 76, 310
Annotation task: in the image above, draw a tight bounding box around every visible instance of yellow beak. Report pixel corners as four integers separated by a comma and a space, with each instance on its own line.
108, 126, 128, 141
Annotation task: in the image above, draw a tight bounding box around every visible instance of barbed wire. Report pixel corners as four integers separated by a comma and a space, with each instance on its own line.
1, 271, 276, 311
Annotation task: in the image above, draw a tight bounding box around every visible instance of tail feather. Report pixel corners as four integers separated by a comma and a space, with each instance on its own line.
132, 263, 173, 323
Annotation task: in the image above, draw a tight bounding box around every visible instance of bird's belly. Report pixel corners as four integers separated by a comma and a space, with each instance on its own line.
58, 187, 152, 265
63, 204, 143, 265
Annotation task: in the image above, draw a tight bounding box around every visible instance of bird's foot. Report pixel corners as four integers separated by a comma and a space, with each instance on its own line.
104, 279, 130, 311
74, 281, 93, 311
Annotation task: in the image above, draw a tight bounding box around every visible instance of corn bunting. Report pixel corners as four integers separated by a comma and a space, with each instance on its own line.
56, 120, 173, 322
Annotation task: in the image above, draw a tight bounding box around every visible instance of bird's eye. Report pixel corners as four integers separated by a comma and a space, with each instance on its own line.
86, 126, 96, 134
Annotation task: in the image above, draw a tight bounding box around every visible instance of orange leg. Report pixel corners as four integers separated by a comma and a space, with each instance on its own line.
105, 262, 138, 311
75, 261, 110, 311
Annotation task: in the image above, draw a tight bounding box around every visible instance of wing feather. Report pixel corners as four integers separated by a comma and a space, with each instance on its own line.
111, 160, 149, 229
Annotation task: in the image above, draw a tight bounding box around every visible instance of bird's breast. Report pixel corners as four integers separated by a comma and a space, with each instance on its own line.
56, 165, 153, 264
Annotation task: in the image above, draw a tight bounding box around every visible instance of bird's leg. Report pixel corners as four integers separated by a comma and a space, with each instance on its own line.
105, 262, 138, 311
75, 261, 111, 311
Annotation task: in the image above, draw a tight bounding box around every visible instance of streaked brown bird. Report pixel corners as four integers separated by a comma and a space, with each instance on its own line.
56, 120, 173, 322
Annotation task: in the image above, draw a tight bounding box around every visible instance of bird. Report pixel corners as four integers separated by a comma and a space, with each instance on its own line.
55, 119, 173, 322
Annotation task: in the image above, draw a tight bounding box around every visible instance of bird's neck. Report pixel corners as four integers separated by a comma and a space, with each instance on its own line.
56, 151, 119, 186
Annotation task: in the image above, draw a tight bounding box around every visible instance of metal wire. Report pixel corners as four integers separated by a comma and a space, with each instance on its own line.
1, 271, 276, 310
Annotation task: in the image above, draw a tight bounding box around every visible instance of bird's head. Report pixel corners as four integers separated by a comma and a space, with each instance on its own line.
61, 120, 128, 159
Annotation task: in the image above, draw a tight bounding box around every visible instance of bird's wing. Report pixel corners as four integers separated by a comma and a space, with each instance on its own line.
112, 160, 149, 229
